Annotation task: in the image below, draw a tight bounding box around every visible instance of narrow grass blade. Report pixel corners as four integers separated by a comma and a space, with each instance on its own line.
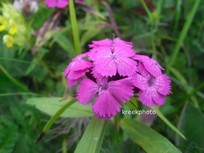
35, 98, 76, 143
152, 106, 186, 140
167, 0, 201, 73
69, 0, 81, 55
0, 65, 29, 92
120, 118, 182, 153
74, 118, 106, 153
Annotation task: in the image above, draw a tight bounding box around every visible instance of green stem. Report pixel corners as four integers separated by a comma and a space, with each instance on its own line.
167, 0, 201, 73
173, 0, 182, 35
62, 138, 68, 153
69, 0, 81, 55
0, 65, 29, 92
141, 0, 152, 20
0, 92, 37, 97
43, 99, 76, 132
141, 0, 157, 57
150, 28, 157, 57
156, 0, 163, 21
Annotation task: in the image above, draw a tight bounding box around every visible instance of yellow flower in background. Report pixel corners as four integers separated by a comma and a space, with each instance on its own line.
0, 16, 8, 31
3, 34, 14, 48
0, 3, 31, 48
8, 19, 18, 35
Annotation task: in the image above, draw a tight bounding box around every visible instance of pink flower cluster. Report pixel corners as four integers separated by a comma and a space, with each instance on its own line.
45, 0, 84, 8
64, 38, 171, 119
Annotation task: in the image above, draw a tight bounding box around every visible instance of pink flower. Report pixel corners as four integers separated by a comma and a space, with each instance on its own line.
63, 38, 172, 119
45, 0, 68, 8
88, 38, 137, 77
64, 53, 92, 87
77, 77, 134, 119
45, 0, 84, 8
134, 63, 171, 106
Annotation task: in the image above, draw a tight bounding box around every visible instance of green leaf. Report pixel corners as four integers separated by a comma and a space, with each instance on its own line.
74, 118, 106, 153
152, 107, 186, 140
42, 98, 76, 134
27, 97, 93, 118
120, 118, 182, 153
176, 102, 204, 152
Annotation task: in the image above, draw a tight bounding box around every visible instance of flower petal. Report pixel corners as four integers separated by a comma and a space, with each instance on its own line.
155, 74, 171, 95
73, 60, 92, 71
113, 38, 135, 57
144, 58, 163, 77
133, 73, 148, 90
89, 38, 112, 48
152, 92, 166, 105
67, 79, 78, 87
88, 44, 112, 61
57, 0, 68, 8
139, 89, 155, 107
94, 57, 117, 77
109, 78, 134, 103
92, 91, 121, 119
134, 54, 163, 77
45, 0, 56, 8
77, 78, 98, 104
64, 53, 92, 79
117, 57, 137, 76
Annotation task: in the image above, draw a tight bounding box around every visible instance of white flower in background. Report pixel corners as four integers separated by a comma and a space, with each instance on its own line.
13, 0, 39, 14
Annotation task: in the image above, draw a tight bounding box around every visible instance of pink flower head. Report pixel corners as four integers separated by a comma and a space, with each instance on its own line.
134, 54, 164, 77
45, 0, 68, 8
134, 63, 171, 106
45, 0, 84, 8
63, 38, 172, 119
64, 53, 92, 87
77, 77, 134, 119
88, 38, 137, 77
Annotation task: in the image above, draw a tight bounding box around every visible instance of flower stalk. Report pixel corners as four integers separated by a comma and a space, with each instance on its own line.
69, 0, 81, 55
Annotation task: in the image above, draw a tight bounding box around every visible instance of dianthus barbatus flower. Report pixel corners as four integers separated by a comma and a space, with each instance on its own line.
64, 53, 92, 87
77, 77, 134, 119
134, 63, 171, 106
63, 37, 172, 119
88, 38, 137, 77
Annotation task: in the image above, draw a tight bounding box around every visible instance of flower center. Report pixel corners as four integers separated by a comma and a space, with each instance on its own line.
147, 76, 155, 87
110, 52, 119, 64
97, 78, 109, 94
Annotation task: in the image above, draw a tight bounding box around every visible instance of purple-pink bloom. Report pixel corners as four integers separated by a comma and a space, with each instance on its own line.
45, 0, 84, 8
77, 77, 134, 119
88, 38, 137, 77
134, 63, 171, 106
64, 53, 92, 87
63, 37, 172, 119
45, 0, 68, 8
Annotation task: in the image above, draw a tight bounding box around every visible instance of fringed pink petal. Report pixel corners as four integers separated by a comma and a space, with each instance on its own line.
155, 74, 171, 95
109, 78, 134, 103
77, 78, 98, 104
92, 91, 121, 119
